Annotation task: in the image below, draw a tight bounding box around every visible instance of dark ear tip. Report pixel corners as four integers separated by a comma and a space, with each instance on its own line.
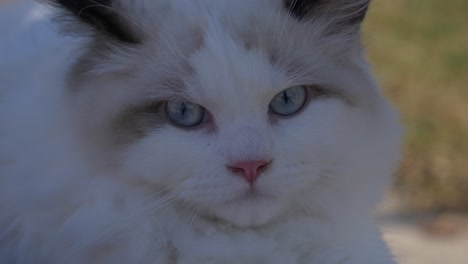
284, 0, 316, 20
45, 0, 141, 44
284, 0, 371, 25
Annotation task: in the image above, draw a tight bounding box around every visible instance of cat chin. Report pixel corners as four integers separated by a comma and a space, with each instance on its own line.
206, 194, 286, 227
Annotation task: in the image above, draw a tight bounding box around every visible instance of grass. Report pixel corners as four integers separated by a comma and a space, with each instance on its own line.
364, 0, 468, 212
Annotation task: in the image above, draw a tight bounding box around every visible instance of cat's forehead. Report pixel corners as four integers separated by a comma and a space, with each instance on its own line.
137, 0, 334, 104
164, 0, 283, 21
76, 0, 366, 116
186, 18, 284, 114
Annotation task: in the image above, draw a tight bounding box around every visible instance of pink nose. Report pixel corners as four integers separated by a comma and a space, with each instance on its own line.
228, 160, 271, 185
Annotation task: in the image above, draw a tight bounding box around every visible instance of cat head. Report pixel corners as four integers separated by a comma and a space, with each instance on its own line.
49, 0, 402, 227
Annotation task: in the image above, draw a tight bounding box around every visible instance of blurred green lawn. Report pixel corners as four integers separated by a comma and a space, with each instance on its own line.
365, 0, 468, 212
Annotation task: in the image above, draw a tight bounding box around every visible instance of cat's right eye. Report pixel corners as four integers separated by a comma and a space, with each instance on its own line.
165, 101, 206, 128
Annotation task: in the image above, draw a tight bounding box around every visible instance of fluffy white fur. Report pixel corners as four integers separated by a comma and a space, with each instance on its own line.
0, 1, 403, 263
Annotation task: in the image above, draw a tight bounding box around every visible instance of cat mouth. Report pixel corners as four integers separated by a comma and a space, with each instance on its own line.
198, 194, 274, 226
235, 187, 271, 201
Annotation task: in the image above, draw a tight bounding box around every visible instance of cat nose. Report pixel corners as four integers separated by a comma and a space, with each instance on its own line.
228, 160, 272, 185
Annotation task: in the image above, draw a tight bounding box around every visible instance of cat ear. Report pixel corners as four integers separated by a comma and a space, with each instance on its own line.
45, 0, 140, 44
284, 0, 370, 30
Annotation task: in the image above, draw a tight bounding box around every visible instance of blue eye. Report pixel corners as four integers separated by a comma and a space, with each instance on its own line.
165, 101, 205, 127
270, 85, 307, 116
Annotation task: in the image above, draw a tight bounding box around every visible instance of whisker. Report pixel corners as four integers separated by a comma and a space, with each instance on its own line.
141, 182, 181, 204
180, 201, 207, 249
71, 191, 180, 257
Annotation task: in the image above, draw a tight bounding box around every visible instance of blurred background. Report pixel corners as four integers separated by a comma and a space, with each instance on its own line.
365, 0, 468, 263
1, 0, 467, 263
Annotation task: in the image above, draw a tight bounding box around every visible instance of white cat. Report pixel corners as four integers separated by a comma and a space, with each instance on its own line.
0, 0, 403, 263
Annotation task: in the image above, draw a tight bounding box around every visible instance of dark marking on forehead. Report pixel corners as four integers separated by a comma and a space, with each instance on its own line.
67, 38, 137, 89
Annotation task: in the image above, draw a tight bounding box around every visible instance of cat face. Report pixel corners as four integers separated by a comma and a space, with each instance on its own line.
54, 0, 402, 227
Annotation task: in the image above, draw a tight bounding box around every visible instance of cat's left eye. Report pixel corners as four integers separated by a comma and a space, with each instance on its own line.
165, 101, 206, 127
269, 85, 307, 116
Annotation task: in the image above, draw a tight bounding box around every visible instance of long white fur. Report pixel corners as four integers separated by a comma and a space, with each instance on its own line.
0, 1, 403, 263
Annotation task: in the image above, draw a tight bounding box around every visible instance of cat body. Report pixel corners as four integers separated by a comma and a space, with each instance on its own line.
0, 0, 402, 263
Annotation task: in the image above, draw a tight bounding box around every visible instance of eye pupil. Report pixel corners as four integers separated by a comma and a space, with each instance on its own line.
282, 92, 289, 104
180, 103, 186, 116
